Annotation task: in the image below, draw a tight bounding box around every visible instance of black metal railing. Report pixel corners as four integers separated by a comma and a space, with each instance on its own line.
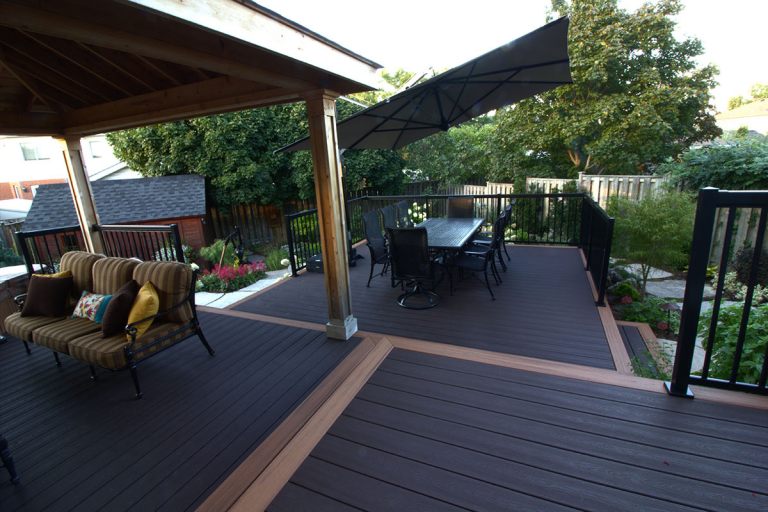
15, 223, 185, 276
668, 187, 768, 397
98, 224, 185, 263
285, 193, 613, 303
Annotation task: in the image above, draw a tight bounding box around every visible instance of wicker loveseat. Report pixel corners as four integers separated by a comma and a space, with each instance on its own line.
5, 251, 213, 398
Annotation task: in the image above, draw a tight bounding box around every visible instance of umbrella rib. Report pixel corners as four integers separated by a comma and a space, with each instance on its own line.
434, 88, 448, 130
450, 69, 522, 123
441, 58, 570, 83
390, 87, 435, 149
346, 87, 432, 150
358, 112, 443, 128
446, 60, 477, 123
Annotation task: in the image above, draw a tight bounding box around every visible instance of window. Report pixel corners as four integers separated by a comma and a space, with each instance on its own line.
12, 185, 21, 198
89, 140, 107, 158
20, 142, 50, 161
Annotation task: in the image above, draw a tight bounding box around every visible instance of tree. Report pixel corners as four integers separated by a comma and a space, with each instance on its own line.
727, 82, 768, 110
607, 192, 695, 294
492, 0, 720, 182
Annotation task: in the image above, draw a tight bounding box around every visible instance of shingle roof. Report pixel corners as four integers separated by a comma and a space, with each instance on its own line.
22, 175, 206, 231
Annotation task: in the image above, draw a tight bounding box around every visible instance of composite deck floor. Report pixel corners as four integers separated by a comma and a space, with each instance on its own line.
236, 245, 615, 369
0, 311, 357, 512
270, 349, 768, 512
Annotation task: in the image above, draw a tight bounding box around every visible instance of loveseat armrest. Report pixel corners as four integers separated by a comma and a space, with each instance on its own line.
13, 293, 27, 311
124, 295, 193, 347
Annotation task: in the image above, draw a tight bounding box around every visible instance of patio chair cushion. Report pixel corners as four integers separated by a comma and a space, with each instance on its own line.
60, 252, 105, 299
92, 258, 140, 295
4, 312, 66, 342
21, 274, 74, 317
68, 322, 191, 369
32, 317, 101, 354
126, 281, 159, 340
132, 261, 193, 323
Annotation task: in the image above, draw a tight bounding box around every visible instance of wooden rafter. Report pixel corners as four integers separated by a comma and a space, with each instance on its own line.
78, 43, 156, 93
0, 53, 56, 111
134, 54, 182, 87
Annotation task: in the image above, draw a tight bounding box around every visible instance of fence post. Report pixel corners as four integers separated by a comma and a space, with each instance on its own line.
665, 187, 720, 398
284, 215, 298, 277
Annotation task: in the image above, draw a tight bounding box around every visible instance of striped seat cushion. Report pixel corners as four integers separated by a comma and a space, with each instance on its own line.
68, 322, 193, 369
4, 312, 66, 342
132, 261, 193, 323
32, 317, 101, 354
60, 251, 105, 299
92, 258, 140, 295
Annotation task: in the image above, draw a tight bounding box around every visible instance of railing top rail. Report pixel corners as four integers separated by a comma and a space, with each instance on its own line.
97, 224, 177, 232
366, 192, 586, 200
712, 189, 768, 208
582, 194, 614, 221
17, 225, 81, 237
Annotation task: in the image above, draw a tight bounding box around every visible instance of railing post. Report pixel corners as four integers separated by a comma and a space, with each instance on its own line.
596, 217, 614, 306
285, 214, 298, 277
15, 232, 34, 276
665, 187, 720, 398
170, 224, 185, 263
496, 194, 502, 217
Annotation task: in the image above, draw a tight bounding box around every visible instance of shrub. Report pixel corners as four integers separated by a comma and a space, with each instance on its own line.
615, 296, 680, 335
199, 239, 236, 267
732, 247, 768, 287
199, 261, 266, 292
607, 192, 695, 294
608, 280, 641, 302
722, 271, 768, 305
0, 246, 23, 268
264, 246, 290, 271
698, 303, 768, 384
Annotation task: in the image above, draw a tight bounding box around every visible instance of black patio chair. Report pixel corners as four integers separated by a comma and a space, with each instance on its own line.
386, 227, 443, 309
380, 204, 397, 230
447, 197, 474, 218
362, 210, 389, 287
454, 216, 504, 300
395, 200, 413, 227
472, 211, 508, 272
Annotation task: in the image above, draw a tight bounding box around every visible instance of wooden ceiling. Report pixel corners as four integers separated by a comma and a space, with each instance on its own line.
0, 0, 380, 136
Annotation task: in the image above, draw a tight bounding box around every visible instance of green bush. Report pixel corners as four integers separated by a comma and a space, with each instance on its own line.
609, 281, 641, 301
199, 239, 236, 267
607, 192, 695, 294
0, 246, 23, 268
615, 296, 680, 334
660, 138, 768, 192
732, 247, 768, 287
264, 246, 289, 271
698, 303, 768, 384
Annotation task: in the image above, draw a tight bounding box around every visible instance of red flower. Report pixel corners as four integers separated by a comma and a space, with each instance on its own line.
620, 295, 633, 304
657, 321, 669, 331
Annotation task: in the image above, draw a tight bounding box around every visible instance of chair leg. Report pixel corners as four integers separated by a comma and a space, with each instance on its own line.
497, 247, 507, 272
23, 341, 31, 355
53, 352, 62, 367
129, 364, 143, 400
483, 268, 495, 300
0, 435, 20, 485
503, 239, 511, 261
89, 365, 98, 382
198, 328, 215, 356
367, 259, 375, 287
490, 259, 502, 285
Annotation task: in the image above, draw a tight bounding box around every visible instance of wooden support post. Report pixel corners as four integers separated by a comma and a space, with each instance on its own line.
57, 137, 105, 254
305, 90, 357, 340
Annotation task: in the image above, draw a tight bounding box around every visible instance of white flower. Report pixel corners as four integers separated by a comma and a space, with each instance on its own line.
280, 258, 290, 267
190, 263, 200, 271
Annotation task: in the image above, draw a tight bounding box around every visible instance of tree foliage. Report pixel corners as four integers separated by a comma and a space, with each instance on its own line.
728, 82, 768, 111
492, 0, 720, 183
607, 191, 695, 293
659, 136, 768, 192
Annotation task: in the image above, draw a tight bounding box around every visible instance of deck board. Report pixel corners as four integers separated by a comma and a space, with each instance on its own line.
235, 245, 615, 369
0, 311, 358, 512
270, 349, 768, 512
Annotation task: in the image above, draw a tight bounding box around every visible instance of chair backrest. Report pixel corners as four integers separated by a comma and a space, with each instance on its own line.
386, 228, 432, 281
491, 214, 506, 250
363, 210, 386, 253
394, 200, 413, 227
447, 198, 474, 218
132, 260, 194, 323
380, 205, 397, 229
60, 251, 105, 300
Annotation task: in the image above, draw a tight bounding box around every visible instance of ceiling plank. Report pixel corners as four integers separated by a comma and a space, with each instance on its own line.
0, 111, 62, 135
79, 44, 158, 93
0, 2, 314, 91
0, 55, 57, 111
63, 76, 302, 135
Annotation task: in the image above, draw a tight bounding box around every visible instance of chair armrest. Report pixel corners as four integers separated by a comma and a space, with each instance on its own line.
13, 293, 27, 311
124, 296, 192, 346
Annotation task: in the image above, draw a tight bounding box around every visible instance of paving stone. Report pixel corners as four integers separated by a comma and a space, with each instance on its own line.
646, 279, 715, 300
623, 264, 673, 280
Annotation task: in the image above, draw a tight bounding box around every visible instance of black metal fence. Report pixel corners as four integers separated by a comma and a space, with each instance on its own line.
285, 193, 614, 303
15, 224, 185, 276
668, 187, 768, 397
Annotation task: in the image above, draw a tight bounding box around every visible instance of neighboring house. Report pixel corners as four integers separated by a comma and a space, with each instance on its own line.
0, 134, 138, 200
715, 99, 768, 134
22, 175, 208, 249
0, 198, 31, 253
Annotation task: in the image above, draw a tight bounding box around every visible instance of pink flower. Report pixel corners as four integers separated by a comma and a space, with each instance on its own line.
620, 295, 633, 304
657, 321, 669, 331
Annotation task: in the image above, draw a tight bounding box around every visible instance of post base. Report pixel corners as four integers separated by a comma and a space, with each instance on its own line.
664, 381, 694, 398
326, 315, 358, 340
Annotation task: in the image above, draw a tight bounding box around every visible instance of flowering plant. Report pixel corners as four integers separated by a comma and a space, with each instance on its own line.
199, 261, 266, 292
408, 202, 427, 224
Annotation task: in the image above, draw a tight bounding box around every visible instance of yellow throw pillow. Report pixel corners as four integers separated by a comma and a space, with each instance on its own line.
125, 281, 159, 341
38, 270, 73, 279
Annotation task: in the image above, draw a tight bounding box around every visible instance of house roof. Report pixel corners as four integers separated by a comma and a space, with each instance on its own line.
22, 175, 206, 231
716, 99, 768, 120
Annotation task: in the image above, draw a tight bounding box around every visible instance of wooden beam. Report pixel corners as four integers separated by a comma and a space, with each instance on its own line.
57, 137, 105, 254
0, 111, 62, 135
304, 90, 357, 340
0, 2, 312, 91
63, 76, 300, 135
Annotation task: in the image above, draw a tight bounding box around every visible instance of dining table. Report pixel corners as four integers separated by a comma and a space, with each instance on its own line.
416, 217, 484, 251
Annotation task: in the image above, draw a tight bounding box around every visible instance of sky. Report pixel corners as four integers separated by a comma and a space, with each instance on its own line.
258, 0, 767, 112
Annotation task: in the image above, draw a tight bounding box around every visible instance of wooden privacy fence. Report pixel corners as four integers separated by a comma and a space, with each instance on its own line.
526, 173, 669, 207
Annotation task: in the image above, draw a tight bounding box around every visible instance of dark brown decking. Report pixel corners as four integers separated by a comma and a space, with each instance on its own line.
270, 349, 768, 511
620, 323, 660, 376
236, 245, 615, 369
0, 311, 357, 512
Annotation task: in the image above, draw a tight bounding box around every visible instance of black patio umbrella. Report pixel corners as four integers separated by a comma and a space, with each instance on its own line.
281, 17, 571, 152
